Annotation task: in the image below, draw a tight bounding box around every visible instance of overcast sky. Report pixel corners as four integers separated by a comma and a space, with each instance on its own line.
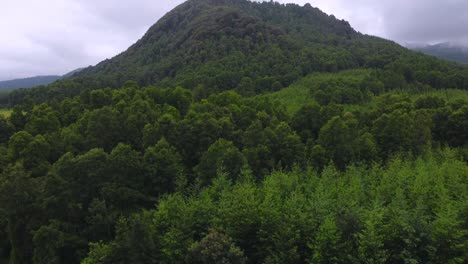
1, 0, 467, 81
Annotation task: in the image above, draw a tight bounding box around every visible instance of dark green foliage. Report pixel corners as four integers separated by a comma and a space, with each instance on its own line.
1, 77, 467, 263
447, 105, 468, 147
0, 165, 41, 264
0, 116, 14, 145
188, 229, 247, 264
195, 139, 245, 185
83, 152, 468, 264
318, 116, 355, 169
0, 1, 468, 263
143, 138, 185, 196
291, 102, 322, 140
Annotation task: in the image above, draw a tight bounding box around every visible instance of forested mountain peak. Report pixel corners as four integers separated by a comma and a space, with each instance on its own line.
9, 0, 468, 105
10, 0, 365, 102
73, 0, 357, 86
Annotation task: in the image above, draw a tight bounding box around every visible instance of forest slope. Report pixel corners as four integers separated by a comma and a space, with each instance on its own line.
1, 1, 468, 263
10, 0, 468, 105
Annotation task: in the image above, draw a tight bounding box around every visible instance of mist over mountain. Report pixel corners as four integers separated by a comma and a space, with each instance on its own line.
0, 75, 61, 90
0, 68, 85, 91
410, 42, 468, 64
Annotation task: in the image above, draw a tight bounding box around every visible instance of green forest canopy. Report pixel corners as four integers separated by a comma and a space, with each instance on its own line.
1, 78, 467, 263
0, 0, 467, 263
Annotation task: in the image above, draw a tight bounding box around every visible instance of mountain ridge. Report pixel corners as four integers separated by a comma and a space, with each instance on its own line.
0, 75, 61, 90
0, 68, 85, 91
73, 0, 359, 88
9, 0, 468, 105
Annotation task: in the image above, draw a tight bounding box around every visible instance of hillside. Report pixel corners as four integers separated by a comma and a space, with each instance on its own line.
10, 0, 468, 105
0, 75, 60, 90
1, 1, 468, 263
412, 42, 468, 64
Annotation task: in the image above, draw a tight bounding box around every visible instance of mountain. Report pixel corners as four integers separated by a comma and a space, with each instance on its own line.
0, 75, 61, 90
411, 42, 468, 64
72, 0, 360, 89
0, 68, 85, 91
10, 0, 468, 104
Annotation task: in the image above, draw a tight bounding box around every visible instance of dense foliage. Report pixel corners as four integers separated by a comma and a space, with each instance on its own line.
1, 0, 467, 263
82, 152, 468, 264
0, 78, 467, 263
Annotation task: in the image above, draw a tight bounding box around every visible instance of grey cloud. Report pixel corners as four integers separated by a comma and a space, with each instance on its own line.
310, 0, 468, 45
0, 0, 185, 80
273, 0, 468, 44
381, 0, 468, 44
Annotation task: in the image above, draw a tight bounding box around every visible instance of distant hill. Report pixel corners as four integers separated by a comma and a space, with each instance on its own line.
0, 68, 84, 91
0, 75, 61, 90
411, 42, 468, 64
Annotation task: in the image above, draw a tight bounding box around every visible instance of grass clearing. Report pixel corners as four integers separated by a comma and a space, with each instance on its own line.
0, 109, 12, 118
261, 70, 468, 116
259, 69, 373, 114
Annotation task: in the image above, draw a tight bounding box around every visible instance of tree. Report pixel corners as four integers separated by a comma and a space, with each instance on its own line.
318, 116, 354, 169
104, 144, 148, 212
109, 143, 143, 188
292, 103, 322, 141
9, 106, 26, 130
22, 135, 51, 177
310, 217, 342, 264
0, 165, 41, 264
32, 220, 85, 264
357, 209, 389, 264
447, 106, 468, 147
195, 139, 246, 185
89, 89, 112, 109
414, 96, 445, 110
372, 110, 414, 157
143, 138, 185, 196
236, 77, 255, 97
83, 107, 121, 151
52, 148, 110, 209
270, 122, 304, 169
188, 229, 247, 264
360, 75, 384, 95
0, 117, 14, 144
8, 131, 34, 161
142, 122, 161, 149
25, 103, 61, 135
